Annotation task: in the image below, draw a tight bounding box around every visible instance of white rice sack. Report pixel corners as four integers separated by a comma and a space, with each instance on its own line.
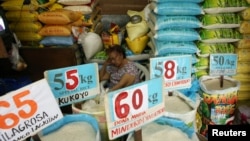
78, 32, 103, 60
149, 2, 204, 16
201, 13, 241, 29
127, 122, 193, 141
200, 28, 242, 43
202, 0, 249, 14
148, 28, 201, 42
149, 38, 198, 56
149, 12, 201, 30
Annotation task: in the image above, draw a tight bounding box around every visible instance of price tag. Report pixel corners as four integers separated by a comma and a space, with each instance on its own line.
209, 53, 238, 76
44, 63, 100, 107
104, 77, 165, 140
150, 55, 192, 91
0, 79, 63, 141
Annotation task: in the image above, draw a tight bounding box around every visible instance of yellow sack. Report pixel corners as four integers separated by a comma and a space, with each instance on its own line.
126, 35, 149, 54
126, 19, 149, 41
236, 39, 250, 48
1, 0, 38, 11
232, 73, 250, 82
241, 8, 250, 20
48, 3, 64, 11
239, 82, 250, 91
5, 11, 39, 22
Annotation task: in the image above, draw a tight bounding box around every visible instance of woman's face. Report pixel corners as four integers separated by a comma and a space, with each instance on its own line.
108, 51, 123, 67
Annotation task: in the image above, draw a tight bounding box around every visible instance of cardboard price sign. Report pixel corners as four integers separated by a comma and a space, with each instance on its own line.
0, 79, 63, 141
44, 63, 100, 106
104, 77, 165, 140
150, 55, 192, 91
209, 53, 238, 76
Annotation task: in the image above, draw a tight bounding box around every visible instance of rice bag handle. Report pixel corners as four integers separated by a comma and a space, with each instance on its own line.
32, 134, 41, 141
220, 75, 223, 88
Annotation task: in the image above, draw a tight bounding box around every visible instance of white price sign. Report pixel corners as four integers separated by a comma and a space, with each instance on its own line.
0, 79, 63, 141
104, 77, 165, 140
150, 55, 192, 91
44, 63, 100, 107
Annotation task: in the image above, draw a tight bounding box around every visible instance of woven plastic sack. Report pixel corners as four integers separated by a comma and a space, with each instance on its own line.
149, 39, 198, 56
38, 114, 101, 141
150, 0, 203, 3
202, 0, 248, 14
200, 28, 242, 43
125, 35, 149, 54
201, 13, 241, 29
126, 20, 149, 41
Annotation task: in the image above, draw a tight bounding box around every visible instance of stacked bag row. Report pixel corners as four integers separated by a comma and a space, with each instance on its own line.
147, 0, 203, 78
57, 0, 102, 34
232, 2, 250, 100
0, 0, 56, 45
194, 0, 249, 78
196, 0, 249, 137
144, 0, 204, 141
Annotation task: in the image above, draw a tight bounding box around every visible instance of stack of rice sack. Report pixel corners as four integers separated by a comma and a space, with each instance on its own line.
195, 0, 248, 79
125, 7, 150, 54
0, 0, 57, 45
58, 0, 102, 34
148, 0, 203, 78
232, 2, 250, 100
37, 9, 83, 47
196, 0, 249, 137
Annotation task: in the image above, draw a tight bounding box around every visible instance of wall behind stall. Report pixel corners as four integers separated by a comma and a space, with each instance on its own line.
99, 0, 149, 15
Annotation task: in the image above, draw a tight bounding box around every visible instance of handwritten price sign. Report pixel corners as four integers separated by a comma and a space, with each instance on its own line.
104, 77, 165, 140
209, 53, 238, 76
150, 55, 192, 91
44, 63, 100, 106
0, 79, 63, 141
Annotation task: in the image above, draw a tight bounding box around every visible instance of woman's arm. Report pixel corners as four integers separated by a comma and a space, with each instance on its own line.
110, 73, 136, 91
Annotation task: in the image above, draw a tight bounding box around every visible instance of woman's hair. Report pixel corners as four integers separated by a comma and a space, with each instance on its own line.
106, 44, 126, 58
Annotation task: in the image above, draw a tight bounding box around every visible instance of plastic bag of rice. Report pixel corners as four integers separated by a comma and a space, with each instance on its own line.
38, 114, 101, 141
126, 121, 198, 141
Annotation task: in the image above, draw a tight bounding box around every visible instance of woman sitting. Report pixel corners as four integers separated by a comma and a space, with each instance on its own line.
99, 44, 140, 91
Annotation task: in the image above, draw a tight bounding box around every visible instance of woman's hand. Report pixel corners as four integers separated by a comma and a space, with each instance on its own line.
103, 58, 111, 66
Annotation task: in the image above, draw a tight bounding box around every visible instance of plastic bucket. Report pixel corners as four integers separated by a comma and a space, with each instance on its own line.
72, 103, 109, 141
198, 76, 240, 136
